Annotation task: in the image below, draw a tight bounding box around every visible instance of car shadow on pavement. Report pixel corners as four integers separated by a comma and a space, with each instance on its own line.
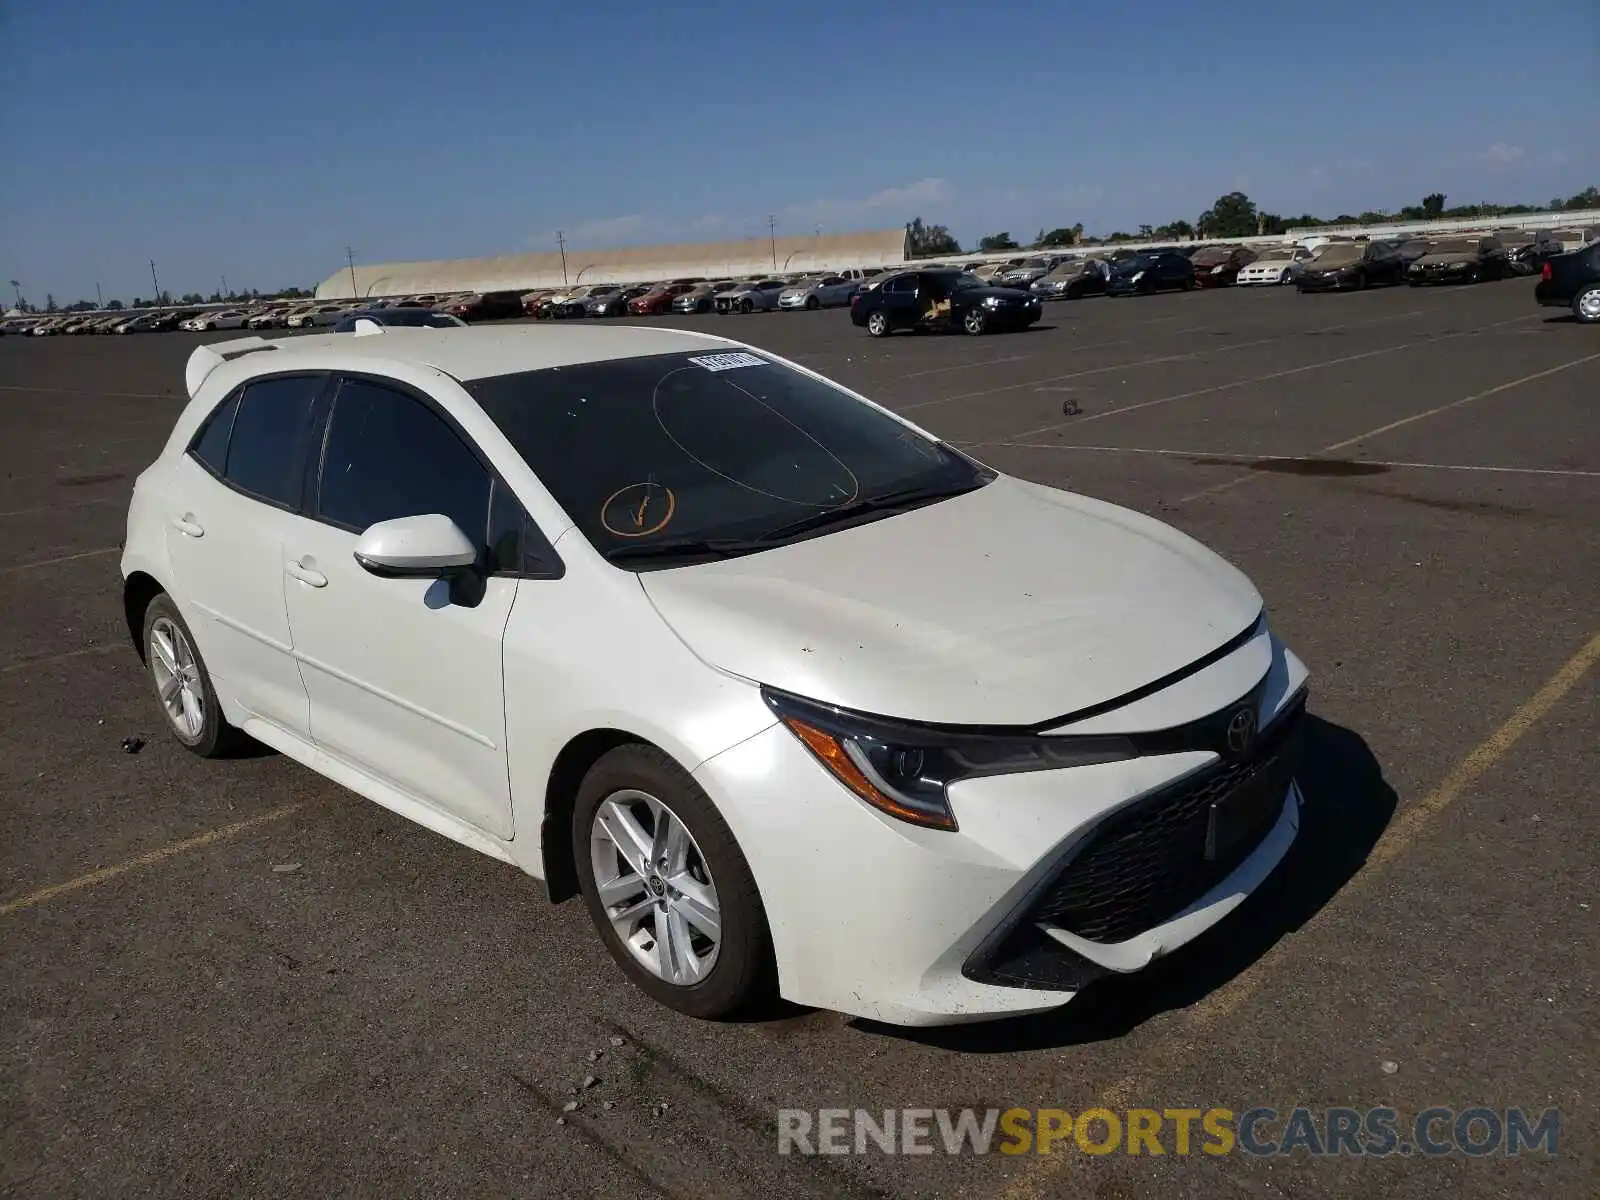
854, 714, 1397, 1052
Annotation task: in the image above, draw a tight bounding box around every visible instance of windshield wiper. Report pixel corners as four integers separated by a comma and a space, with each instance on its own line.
756, 481, 986, 542
605, 537, 773, 565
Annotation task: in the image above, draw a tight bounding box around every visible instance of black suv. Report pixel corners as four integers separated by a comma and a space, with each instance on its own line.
1535, 242, 1600, 323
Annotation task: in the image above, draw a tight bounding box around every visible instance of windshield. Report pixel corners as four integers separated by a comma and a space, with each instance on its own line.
1189, 248, 1231, 266
465, 351, 991, 567
1115, 254, 1154, 270
1313, 244, 1361, 264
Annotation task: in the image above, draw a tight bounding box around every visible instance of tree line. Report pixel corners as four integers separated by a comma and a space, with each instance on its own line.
908, 185, 1600, 257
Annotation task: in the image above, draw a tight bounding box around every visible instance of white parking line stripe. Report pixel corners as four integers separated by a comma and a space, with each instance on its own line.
986, 442, 1600, 478
977, 311, 1539, 445
899, 309, 1429, 415
1177, 350, 1600, 504
1, 644, 120, 674
0, 496, 126, 520
0, 546, 120, 573
0, 385, 171, 399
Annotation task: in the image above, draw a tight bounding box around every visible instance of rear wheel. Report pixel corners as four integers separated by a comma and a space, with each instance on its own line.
574, 745, 773, 1019
866, 310, 891, 337
962, 307, 987, 335
1573, 285, 1600, 324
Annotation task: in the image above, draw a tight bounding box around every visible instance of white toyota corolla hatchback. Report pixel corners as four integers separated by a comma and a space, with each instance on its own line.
121, 324, 1308, 1027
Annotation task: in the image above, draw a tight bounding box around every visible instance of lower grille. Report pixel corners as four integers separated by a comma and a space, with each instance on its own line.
1029, 696, 1306, 945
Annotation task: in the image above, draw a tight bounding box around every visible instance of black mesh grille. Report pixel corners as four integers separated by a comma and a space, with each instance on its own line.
1029, 697, 1305, 945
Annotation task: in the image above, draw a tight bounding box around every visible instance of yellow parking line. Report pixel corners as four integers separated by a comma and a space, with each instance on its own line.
997, 627, 1600, 1200
0, 802, 306, 917
1176, 350, 1600, 504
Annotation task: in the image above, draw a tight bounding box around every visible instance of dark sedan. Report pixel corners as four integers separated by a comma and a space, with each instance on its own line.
850, 269, 1041, 336
438, 290, 525, 321
1105, 252, 1195, 296
1535, 242, 1600, 323
1406, 237, 1508, 286
1189, 245, 1258, 288
1297, 241, 1406, 292
332, 308, 467, 332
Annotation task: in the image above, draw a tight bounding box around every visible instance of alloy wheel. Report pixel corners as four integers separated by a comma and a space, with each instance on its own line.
589, 790, 721, 986
963, 308, 986, 335
867, 311, 889, 336
149, 616, 205, 740
1576, 288, 1600, 322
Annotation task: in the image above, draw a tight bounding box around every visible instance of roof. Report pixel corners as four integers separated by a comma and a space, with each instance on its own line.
185, 323, 740, 398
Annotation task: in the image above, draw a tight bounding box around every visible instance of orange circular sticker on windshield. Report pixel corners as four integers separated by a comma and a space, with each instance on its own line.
601, 482, 677, 537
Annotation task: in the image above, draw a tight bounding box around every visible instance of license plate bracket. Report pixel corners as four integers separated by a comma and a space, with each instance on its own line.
1205, 765, 1284, 862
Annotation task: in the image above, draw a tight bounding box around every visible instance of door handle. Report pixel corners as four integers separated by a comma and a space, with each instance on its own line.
285, 559, 328, 588
170, 515, 205, 538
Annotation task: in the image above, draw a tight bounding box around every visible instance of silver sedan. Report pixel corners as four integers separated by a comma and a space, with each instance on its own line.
778, 275, 861, 310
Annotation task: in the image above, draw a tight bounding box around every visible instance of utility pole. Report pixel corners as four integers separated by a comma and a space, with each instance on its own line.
10, 280, 22, 311
345, 247, 358, 299
96, 281, 104, 308
221, 275, 230, 299
768, 214, 778, 270
556, 230, 568, 286
150, 260, 162, 306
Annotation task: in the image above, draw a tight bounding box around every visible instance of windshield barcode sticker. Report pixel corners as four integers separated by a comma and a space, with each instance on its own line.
688, 352, 767, 372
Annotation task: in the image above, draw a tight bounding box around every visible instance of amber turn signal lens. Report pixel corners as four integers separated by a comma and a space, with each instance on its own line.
780, 716, 957, 831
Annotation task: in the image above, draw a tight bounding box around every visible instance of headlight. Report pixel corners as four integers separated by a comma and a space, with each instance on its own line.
1210, 264, 1226, 274
984, 295, 1004, 306
1131, 270, 1146, 282
763, 688, 1136, 831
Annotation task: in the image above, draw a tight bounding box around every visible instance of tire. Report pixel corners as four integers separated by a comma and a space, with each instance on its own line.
739, 298, 753, 314
1181, 276, 1194, 291
962, 308, 987, 335
573, 744, 773, 1019
805, 296, 819, 311
1356, 271, 1368, 291
1573, 285, 1600, 324
141, 593, 245, 757
866, 310, 891, 337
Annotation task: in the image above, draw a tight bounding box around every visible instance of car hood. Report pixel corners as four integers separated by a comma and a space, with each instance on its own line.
1415, 252, 1478, 266
639, 476, 1262, 725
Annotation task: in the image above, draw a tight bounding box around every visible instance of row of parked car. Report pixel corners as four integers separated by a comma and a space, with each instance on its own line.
8, 225, 1595, 339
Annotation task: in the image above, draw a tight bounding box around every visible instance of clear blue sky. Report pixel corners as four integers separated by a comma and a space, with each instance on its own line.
2, 0, 1595, 304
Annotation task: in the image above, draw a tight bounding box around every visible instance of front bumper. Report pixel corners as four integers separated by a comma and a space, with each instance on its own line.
777, 295, 812, 309
693, 630, 1309, 1026
1297, 273, 1358, 292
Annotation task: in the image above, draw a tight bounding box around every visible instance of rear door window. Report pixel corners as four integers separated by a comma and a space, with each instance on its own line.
221, 375, 325, 508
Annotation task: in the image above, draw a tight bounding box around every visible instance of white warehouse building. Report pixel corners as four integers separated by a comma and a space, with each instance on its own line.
314, 228, 912, 300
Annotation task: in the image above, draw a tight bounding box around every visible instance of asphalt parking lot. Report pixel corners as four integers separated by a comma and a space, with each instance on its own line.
3, 279, 1597, 1199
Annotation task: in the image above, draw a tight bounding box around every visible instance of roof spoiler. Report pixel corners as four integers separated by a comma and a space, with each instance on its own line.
184, 336, 279, 398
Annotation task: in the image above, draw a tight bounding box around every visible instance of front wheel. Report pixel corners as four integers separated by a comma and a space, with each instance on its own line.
574, 745, 773, 1019
142, 593, 245, 757
866, 310, 891, 337
963, 308, 988, 335
1573, 285, 1600, 324
805, 295, 819, 310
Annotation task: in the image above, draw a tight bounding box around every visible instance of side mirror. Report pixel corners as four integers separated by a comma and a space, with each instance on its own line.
354, 514, 478, 578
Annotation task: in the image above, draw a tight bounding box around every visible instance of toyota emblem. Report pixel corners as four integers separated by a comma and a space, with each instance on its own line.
1224, 706, 1258, 758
